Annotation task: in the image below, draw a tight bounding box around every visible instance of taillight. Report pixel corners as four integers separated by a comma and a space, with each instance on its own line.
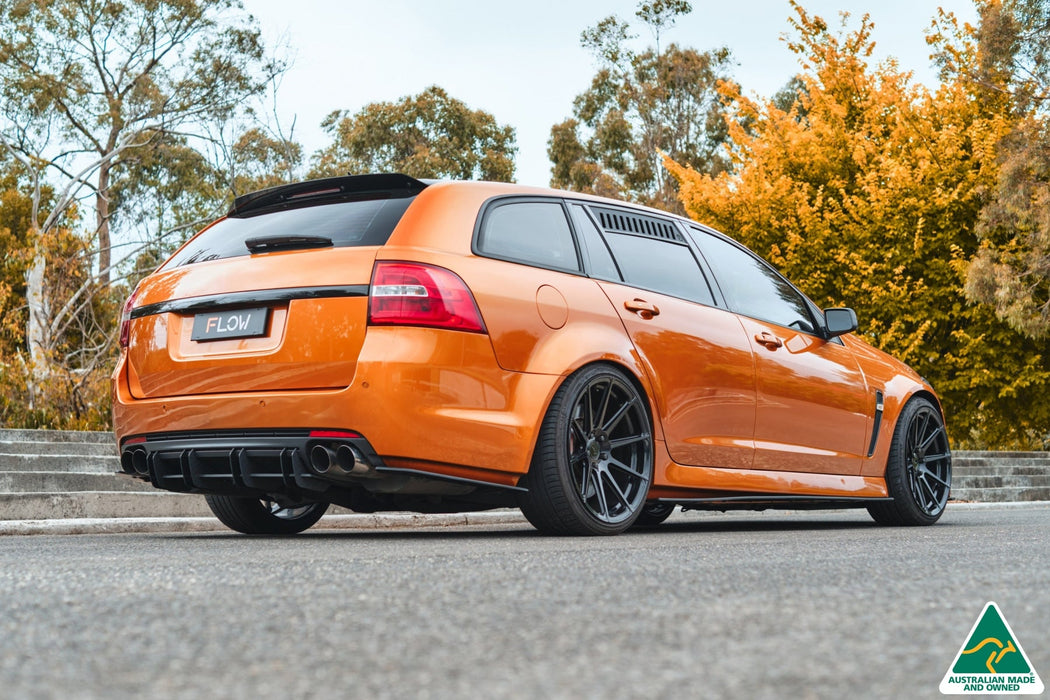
369, 261, 486, 333
118, 285, 141, 348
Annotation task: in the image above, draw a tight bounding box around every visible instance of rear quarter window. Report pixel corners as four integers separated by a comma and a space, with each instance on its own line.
475, 200, 581, 273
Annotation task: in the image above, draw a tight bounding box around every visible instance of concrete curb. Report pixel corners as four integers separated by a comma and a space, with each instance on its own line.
1, 501, 1045, 536
946, 500, 1050, 510
0, 510, 531, 536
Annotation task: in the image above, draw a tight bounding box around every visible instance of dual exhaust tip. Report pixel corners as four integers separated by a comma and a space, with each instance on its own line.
121, 449, 149, 476
310, 443, 372, 478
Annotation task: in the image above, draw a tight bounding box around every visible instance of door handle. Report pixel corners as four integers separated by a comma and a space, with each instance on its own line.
625, 299, 660, 319
754, 332, 783, 349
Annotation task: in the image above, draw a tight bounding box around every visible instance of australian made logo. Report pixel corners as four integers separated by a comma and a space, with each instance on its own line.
940, 602, 1044, 695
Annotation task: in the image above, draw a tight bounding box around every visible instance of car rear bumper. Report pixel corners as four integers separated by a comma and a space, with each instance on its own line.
112, 326, 563, 487
117, 429, 526, 512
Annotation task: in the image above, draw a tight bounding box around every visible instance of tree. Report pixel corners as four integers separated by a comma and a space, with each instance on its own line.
959, 0, 1050, 338
0, 160, 110, 428
110, 125, 304, 285
310, 86, 516, 182
0, 0, 278, 404
666, 2, 1050, 448
548, 0, 734, 211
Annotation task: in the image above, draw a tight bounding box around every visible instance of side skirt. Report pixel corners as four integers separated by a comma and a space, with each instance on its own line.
664, 495, 894, 512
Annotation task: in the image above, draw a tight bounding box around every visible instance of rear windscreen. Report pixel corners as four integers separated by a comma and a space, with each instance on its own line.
163, 195, 417, 268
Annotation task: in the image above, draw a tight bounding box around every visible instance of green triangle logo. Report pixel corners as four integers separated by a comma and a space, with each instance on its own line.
940, 602, 1044, 695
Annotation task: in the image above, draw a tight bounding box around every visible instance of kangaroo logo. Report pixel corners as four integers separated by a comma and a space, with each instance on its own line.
961, 636, 1018, 674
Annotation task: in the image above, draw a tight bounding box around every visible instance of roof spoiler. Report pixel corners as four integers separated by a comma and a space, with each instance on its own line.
228, 173, 429, 217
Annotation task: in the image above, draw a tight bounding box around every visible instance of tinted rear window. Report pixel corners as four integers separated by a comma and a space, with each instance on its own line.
164, 195, 416, 268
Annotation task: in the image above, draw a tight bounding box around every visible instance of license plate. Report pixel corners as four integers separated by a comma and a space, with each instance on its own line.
191, 307, 270, 341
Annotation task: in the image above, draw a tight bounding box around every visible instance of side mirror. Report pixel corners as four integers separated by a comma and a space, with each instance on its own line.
824, 307, 858, 338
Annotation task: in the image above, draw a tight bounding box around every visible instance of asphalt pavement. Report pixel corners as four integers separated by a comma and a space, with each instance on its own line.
0, 505, 1047, 699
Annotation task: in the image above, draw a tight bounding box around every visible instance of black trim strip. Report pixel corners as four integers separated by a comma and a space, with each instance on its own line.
374, 466, 528, 493
867, 390, 885, 458
130, 285, 369, 319
659, 495, 894, 504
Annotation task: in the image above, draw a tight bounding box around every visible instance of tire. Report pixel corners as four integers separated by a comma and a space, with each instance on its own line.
519, 364, 654, 535
867, 397, 951, 526
630, 502, 676, 530
205, 495, 329, 534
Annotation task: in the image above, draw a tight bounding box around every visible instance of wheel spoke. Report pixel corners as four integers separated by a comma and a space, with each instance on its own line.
592, 471, 610, 518
608, 433, 650, 450
578, 463, 592, 500
570, 419, 587, 446
583, 387, 595, 433
924, 452, 950, 464
911, 475, 929, 512
595, 379, 613, 431
917, 411, 932, 447
919, 475, 939, 511
907, 413, 921, 452
924, 469, 951, 489
600, 395, 635, 434
603, 472, 634, 513
918, 424, 945, 453
608, 456, 646, 480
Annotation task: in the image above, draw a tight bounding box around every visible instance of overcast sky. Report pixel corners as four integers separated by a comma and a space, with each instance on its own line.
243, 0, 979, 186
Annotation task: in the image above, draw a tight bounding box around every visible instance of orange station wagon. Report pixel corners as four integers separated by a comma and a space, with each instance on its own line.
113, 174, 952, 535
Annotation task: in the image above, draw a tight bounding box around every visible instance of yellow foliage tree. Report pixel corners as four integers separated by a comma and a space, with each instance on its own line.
666, 3, 1050, 448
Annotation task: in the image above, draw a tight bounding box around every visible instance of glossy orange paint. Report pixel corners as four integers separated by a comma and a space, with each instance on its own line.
112, 178, 944, 511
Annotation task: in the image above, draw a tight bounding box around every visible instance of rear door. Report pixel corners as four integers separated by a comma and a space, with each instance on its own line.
690, 228, 870, 475
125, 176, 422, 398
573, 204, 758, 470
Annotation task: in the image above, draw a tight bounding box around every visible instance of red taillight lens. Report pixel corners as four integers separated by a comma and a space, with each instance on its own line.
309, 430, 361, 439
118, 285, 140, 349
369, 262, 486, 333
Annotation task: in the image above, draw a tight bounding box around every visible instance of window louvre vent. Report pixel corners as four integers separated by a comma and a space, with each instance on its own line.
592, 207, 684, 243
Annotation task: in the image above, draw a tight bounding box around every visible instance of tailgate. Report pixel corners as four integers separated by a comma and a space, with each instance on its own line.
126, 247, 377, 398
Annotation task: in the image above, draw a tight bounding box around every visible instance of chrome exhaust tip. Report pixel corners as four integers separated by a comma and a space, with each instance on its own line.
336, 444, 372, 475
310, 444, 338, 474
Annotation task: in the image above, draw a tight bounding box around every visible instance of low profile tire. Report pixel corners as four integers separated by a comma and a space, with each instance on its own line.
630, 502, 676, 530
867, 397, 951, 526
205, 495, 329, 535
519, 364, 654, 536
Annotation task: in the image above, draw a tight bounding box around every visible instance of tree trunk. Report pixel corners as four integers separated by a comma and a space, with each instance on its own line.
96, 161, 111, 286
24, 242, 48, 409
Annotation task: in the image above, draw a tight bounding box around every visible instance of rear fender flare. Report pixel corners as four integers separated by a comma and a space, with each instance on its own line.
522, 323, 664, 445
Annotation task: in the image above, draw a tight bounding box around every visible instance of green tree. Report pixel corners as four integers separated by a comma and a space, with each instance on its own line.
548, 0, 734, 211
230, 127, 303, 196
667, 2, 1050, 448
310, 86, 516, 182
0, 0, 278, 410
959, 0, 1050, 338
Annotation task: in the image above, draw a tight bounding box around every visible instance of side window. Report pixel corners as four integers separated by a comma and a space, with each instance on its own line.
477, 202, 580, 273
568, 204, 620, 281
693, 230, 816, 332
604, 232, 715, 306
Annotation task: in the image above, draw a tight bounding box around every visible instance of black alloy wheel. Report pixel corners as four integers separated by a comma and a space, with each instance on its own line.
631, 502, 676, 529
519, 364, 654, 535
868, 397, 952, 526
205, 495, 329, 534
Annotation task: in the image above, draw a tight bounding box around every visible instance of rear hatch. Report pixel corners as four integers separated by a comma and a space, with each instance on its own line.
124, 174, 426, 399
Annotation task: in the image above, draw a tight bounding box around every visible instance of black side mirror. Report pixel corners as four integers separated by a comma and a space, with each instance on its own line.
824, 307, 858, 337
